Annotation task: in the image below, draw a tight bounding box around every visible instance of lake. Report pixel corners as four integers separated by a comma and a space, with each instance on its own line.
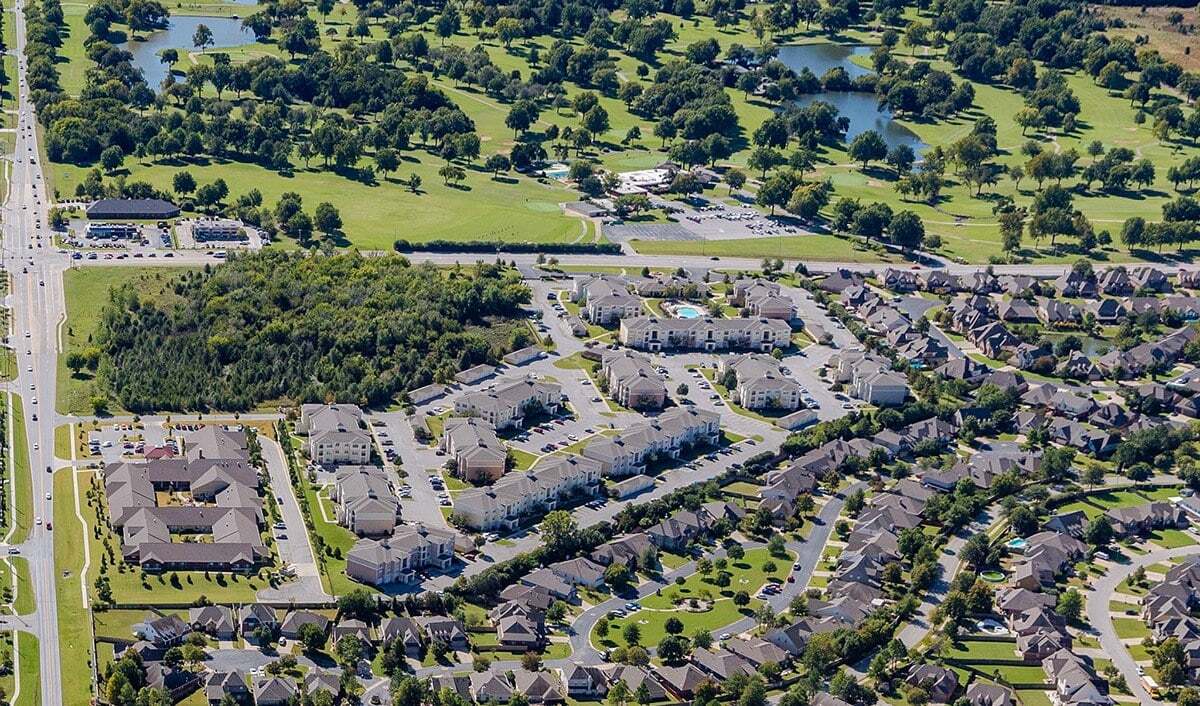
777, 43, 927, 154
123, 16, 254, 90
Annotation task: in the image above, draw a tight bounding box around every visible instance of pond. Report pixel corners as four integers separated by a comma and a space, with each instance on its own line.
122, 16, 254, 90
777, 43, 928, 154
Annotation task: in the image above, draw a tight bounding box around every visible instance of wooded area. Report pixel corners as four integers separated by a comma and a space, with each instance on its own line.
95, 253, 532, 411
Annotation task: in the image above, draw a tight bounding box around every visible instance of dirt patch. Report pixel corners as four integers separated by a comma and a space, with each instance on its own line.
1100, 6, 1200, 71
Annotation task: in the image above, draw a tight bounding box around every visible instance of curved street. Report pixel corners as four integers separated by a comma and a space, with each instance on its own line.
1085, 543, 1200, 706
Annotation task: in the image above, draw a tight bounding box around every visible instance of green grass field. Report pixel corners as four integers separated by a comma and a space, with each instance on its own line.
15, 631, 40, 706
53, 469, 92, 706
596, 547, 789, 649
43, 0, 1200, 264
1112, 617, 1151, 640
7, 395, 32, 545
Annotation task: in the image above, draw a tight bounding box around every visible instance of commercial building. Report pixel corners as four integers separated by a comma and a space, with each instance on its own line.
86, 197, 181, 220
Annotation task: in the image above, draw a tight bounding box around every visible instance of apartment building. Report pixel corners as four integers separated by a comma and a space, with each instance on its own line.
582, 407, 720, 477
718, 353, 803, 411
600, 350, 667, 409
345, 523, 458, 586
619, 317, 791, 353
454, 377, 563, 430
296, 404, 372, 466
332, 465, 401, 536
453, 456, 602, 531
440, 418, 508, 483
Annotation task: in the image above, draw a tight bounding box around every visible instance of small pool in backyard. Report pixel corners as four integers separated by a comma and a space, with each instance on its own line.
980, 570, 1006, 583
1006, 537, 1028, 552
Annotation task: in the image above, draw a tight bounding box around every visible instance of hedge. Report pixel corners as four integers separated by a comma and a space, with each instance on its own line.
394, 239, 623, 255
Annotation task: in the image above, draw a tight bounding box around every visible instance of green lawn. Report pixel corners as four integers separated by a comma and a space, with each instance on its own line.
60, 267, 197, 415
1112, 617, 1151, 640
509, 448, 539, 471
288, 439, 369, 596
53, 469, 92, 706
1149, 528, 1197, 549
15, 632, 40, 706
1014, 689, 1053, 706
597, 547, 790, 649
946, 639, 1020, 661
10, 557, 34, 616
7, 395, 32, 545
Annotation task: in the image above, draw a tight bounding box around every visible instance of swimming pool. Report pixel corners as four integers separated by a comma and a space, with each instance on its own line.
676, 306, 703, 319
1006, 537, 1028, 551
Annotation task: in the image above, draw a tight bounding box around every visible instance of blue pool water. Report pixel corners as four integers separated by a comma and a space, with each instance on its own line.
676, 306, 703, 319
1006, 537, 1028, 551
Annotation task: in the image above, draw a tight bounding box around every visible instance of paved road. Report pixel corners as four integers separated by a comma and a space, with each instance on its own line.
0, 0, 67, 698
1086, 544, 1200, 706
255, 437, 329, 603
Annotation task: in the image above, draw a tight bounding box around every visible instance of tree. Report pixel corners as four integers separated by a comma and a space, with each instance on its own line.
960, 534, 992, 569
622, 623, 641, 646
664, 617, 684, 635
375, 149, 399, 180
848, 130, 888, 170
888, 210, 925, 249
485, 154, 511, 178
297, 622, 327, 653
999, 210, 1024, 253
192, 23, 214, 53
725, 169, 746, 194
495, 17, 523, 48
658, 635, 688, 664
521, 651, 542, 671
541, 510, 579, 555
65, 351, 86, 377
1084, 516, 1114, 547
313, 202, 342, 237
409, 174, 422, 193
173, 171, 196, 196
100, 145, 124, 173
438, 164, 466, 186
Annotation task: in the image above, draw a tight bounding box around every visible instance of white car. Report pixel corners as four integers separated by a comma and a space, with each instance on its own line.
35, 517, 41, 525
44, 492, 50, 500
